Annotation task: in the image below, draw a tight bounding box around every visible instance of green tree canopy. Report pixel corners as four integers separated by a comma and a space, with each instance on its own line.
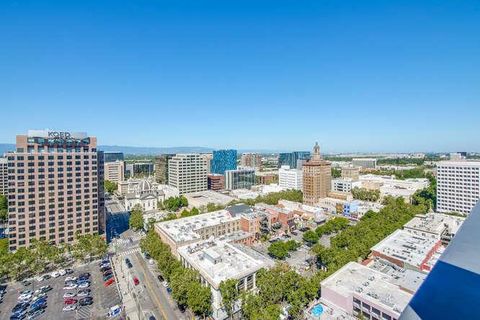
219, 279, 239, 319
129, 205, 144, 231
104, 180, 118, 194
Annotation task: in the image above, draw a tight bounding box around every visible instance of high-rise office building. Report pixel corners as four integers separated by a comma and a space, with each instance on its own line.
278, 151, 311, 169
103, 152, 124, 163
278, 165, 303, 190
225, 168, 255, 190
6, 130, 105, 251
104, 160, 125, 183
154, 154, 174, 184
302, 142, 331, 205
168, 154, 207, 194
200, 153, 213, 175
0, 158, 8, 195
436, 160, 480, 215
240, 153, 262, 169
211, 149, 237, 175
125, 162, 154, 177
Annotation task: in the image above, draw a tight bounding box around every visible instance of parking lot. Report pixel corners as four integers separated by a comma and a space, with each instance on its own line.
0, 259, 122, 320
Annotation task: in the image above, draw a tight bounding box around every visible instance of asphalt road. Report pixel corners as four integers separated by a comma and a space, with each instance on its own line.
107, 197, 186, 320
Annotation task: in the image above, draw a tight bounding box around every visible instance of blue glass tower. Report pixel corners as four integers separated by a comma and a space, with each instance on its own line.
211, 149, 237, 174
278, 151, 311, 169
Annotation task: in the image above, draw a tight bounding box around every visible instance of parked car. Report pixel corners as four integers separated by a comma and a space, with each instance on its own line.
65, 276, 77, 282
100, 266, 112, 272
63, 284, 77, 290
50, 271, 60, 278
0, 284, 7, 295
79, 297, 93, 306
63, 292, 76, 299
39, 285, 52, 293
133, 277, 139, 286
78, 272, 90, 278
65, 268, 74, 274
62, 304, 77, 312
125, 258, 133, 268
22, 280, 32, 287
78, 282, 90, 289
103, 270, 113, 276
107, 305, 122, 318
77, 289, 91, 297
103, 274, 114, 282
157, 275, 164, 282
42, 274, 51, 280
18, 293, 33, 302
162, 281, 168, 288
104, 278, 115, 287
12, 302, 29, 313
59, 269, 67, 276
30, 298, 46, 309
31, 293, 46, 302
34, 276, 44, 282
27, 308, 45, 320
64, 298, 77, 305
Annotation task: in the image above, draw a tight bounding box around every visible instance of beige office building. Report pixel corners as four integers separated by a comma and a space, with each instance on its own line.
341, 165, 360, 180
6, 130, 105, 251
104, 160, 125, 183
302, 142, 331, 205
168, 154, 207, 194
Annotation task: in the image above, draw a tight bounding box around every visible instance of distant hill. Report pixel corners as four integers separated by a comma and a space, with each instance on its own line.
98, 145, 215, 155
0, 143, 283, 156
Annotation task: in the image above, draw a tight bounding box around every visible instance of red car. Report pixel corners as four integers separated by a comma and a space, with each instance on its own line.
104, 278, 115, 287
133, 277, 139, 286
64, 298, 77, 305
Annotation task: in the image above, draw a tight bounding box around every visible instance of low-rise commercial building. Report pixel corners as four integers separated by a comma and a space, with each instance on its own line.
255, 171, 278, 185
332, 178, 362, 193
154, 210, 243, 254
370, 229, 442, 273
207, 174, 225, 191
403, 213, 464, 244
321, 261, 412, 320
178, 240, 272, 319
184, 190, 235, 209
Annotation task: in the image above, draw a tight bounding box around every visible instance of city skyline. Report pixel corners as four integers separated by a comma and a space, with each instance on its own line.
1, 1, 479, 152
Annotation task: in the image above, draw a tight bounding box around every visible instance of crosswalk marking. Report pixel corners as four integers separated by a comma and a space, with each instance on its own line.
116, 247, 140, 257
75, 305, 92, 320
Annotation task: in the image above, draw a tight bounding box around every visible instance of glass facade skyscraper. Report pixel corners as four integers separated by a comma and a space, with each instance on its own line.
211, 149, 237, 175
278, 151, 311, 169
104, 152, 124, 163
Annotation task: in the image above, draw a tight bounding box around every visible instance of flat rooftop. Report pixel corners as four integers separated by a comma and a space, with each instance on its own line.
321, 262, 412, 315
403, 213, 465, 236
178, 240, 269, 288
184, 190, 236, 206
369, 258, 427, 294
371, 230, 439, 269
155, 210, 238, 243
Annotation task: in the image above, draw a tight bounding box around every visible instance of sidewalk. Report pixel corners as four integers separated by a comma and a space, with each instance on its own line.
112, 255, 140, 320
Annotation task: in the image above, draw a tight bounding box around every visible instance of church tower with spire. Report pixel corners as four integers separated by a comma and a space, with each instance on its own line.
302, 142, 331, 205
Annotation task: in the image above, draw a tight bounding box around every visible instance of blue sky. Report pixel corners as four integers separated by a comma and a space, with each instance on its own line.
0, 0, 479, 153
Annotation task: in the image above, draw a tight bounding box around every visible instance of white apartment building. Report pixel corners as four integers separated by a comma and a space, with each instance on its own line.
168, 154, 208, 194
278, 165, 303, 190
104, 160, 125, 183
0, 157, 8, 195
331, 178, 361, 193
436, 160, 480, 215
